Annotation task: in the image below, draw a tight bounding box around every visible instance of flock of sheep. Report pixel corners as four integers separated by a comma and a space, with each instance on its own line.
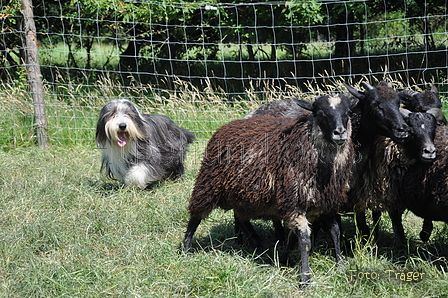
181, 81, 448, 285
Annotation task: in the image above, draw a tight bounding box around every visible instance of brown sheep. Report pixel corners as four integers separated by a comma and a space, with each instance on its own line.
241, 82, 412, 241
183, 94, 356, 284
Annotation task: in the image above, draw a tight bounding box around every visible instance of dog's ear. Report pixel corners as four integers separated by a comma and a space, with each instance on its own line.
96, 107, 111, 146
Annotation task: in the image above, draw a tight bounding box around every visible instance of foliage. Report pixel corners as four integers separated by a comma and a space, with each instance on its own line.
1, 0, 447, 88
0, 0, 23, 69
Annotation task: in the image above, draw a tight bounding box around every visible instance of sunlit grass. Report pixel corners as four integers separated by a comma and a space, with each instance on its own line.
0, 142, 447, 296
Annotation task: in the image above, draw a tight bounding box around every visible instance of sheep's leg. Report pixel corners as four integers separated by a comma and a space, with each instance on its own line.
296, 223, 312, 284
310, 218, 322, 242
323, 215, 343, 266
280, 229, 297, 265
372, 211, 382, 239
183, 216, 202, 252
283, 228, 312, 283
419, 219, 433, 242
273, 220, 285, 243
234, 213, 262, 252
284, 214, 311, 284
388, 210, 406, 245
355, 211, 371, 237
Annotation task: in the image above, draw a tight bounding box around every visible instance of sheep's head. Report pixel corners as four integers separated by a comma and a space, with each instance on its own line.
398, 87, 447, 126
398, 86, 441, 112
344, 81, 409, 143
294, 94, 357, 145
400, 108, 437, 163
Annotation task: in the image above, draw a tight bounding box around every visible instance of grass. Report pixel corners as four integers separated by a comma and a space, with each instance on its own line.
1, 77, 448, 296
0, 73, 305, 150
1, 145, 448, 297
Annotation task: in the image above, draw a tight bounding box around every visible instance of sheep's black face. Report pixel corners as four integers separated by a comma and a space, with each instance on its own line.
345, 82, 409, 143
404, 111, 437, 163
296, 94, 355, 145
416, 91, 441, 111
369, 86, 410, 143
399, 89, 441, 112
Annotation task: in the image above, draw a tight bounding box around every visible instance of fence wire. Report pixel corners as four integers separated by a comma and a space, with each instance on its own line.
0, 0, 447, 147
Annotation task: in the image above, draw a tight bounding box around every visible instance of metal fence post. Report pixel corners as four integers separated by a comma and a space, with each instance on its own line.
21, 0, 48, 148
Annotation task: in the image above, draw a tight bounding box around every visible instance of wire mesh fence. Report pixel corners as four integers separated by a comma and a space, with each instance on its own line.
0, 0, 447, 148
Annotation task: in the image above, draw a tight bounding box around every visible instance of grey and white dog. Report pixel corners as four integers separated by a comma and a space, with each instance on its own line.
96, 99, 195, 189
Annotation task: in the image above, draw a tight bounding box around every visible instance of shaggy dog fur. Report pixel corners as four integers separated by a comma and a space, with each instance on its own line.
96, 99, 195, 189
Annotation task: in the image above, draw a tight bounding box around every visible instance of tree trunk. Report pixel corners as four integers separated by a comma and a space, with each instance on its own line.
119, 40, 141, 72
333, 12, 356, 75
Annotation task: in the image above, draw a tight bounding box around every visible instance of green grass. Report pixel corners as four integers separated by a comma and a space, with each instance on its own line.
1, 145, 448, 297
1, 78, 448, 296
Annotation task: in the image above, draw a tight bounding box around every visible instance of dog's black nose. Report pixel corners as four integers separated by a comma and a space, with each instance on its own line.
118, 123, 127, 130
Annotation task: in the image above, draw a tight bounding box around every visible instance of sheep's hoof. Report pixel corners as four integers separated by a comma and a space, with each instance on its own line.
247, 246, 264, 256
299, 273, 311, 288
279, 252, 289, 266
336, 258, 345, 268
419, 221, 433, 242
181, 245, 193, 255
419, 230, 431, 242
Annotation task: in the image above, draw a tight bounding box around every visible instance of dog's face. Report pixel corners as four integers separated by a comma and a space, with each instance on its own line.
96, 99, 146, 148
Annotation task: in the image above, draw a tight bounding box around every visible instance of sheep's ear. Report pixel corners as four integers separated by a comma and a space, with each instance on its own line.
343, 82, 365, 99
399, 108, 412, 119
292, 98, 313, 111
427, 108, 448, 125
430, 85, 438, 94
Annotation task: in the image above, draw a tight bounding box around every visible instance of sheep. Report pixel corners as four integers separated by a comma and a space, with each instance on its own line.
397, 122, 448, 243
242, 81, 411, 239
343, 81, 413, 237
353, 108, 438, 244
398, 86, 447, 125
398, 87, 447, 242
244, 99, 306, 119
399, 86, 441, 110
183, 94, 357, 284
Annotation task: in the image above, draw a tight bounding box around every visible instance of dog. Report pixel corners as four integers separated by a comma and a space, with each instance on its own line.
95, 99, 195, 189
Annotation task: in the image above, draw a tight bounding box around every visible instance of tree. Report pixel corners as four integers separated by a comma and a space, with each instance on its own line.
0, 0, 23, 79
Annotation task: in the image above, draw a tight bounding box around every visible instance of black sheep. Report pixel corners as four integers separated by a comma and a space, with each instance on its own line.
398, 87, 447, 241
343, 81, 411, 237
399, 123, 448, 242
398, 86, 447, 125
398, 86, 441, 111
183, 94, 356, 284
243, 81, 412, 239
354, 108, 438, 244
244, 99, 306, 119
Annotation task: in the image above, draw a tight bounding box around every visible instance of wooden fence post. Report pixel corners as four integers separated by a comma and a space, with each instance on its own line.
21, 0, 48, 148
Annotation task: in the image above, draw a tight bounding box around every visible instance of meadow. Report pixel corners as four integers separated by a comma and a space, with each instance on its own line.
1, 77, 448, 297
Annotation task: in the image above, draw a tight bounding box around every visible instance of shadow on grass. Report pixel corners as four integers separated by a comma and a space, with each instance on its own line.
184, 215, 448, 273
339, 214, 448, 272
86, 178, 175, 195
86, 179, 124, 193
184, 219, 347, 268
